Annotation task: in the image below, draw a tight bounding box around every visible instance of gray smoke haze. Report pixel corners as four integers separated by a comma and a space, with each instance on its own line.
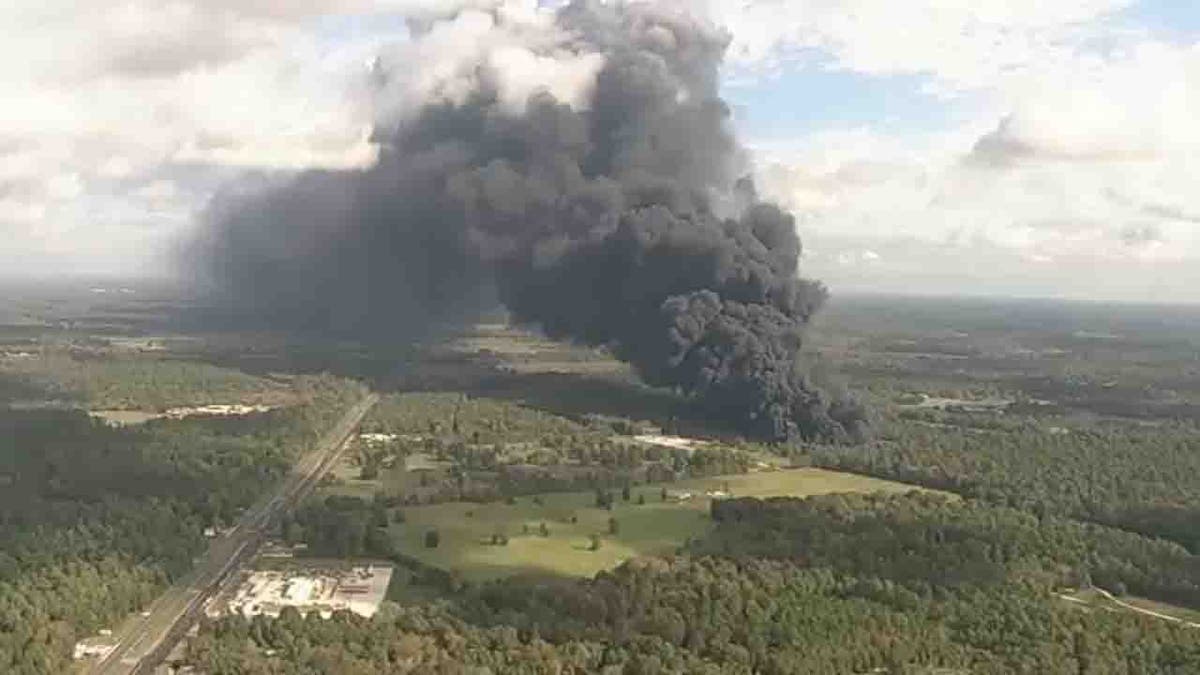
188, 0, 866, 442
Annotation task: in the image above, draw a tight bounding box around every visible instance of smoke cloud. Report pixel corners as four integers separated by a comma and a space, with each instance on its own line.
189, 0, 866, 442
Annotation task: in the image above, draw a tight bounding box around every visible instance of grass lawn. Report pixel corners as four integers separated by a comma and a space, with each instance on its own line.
388, 468, 931, 582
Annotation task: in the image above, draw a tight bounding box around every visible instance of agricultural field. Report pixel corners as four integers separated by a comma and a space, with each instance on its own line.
385, 469, 929, 582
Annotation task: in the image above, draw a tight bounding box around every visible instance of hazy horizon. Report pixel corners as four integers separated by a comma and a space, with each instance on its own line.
2, 0, 1198, 304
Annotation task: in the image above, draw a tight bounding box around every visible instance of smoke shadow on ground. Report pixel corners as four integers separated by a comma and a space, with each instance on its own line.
187, 338, 735, 440
455, 371, 711, 438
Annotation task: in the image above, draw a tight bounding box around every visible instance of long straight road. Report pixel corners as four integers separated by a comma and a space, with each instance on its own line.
89, 392, 380, 675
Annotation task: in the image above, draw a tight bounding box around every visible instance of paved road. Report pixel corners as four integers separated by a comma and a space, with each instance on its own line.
89, 393, 380, 675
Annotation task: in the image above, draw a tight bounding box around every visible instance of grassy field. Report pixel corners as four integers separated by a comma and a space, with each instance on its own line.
387, 468, 930, 582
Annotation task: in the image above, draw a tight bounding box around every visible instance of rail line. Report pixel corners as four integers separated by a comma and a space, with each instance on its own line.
89, 392, 379, 675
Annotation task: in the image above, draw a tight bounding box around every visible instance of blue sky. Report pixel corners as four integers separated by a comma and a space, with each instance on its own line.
692, 0, 1200, 303
724, 68, 975, 141
2, 0, 1199, 302
1123, 0, 1200, 42
725, 0, 1199, 142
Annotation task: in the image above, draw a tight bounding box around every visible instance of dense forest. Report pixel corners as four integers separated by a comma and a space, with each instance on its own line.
0, 374, 363, 673
187, 492, 1200, 673
10, 292, 1200, 674
810, 415, 1200, 550
2, 350, 290, 410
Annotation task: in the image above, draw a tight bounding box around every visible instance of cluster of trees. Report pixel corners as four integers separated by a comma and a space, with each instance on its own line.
1, 350, 286, 410
283, 495, 395, 559
811, 417, 1200, 551
703, 492, 1200, 609
0, 374, 364, 672
352, 392, 752, 508
362, 393, 585, 445
185, 603, 711, 674
186, 492, 1200, 673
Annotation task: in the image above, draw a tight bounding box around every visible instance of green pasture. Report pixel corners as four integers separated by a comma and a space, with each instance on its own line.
388, 468, 929, 582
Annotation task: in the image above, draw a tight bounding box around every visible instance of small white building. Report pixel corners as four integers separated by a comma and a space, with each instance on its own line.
359, 433, 399, 446
73, 639, 115, 661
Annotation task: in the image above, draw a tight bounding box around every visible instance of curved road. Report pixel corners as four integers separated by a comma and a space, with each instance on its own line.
1059, 588, 1200, 629
89, 393, 379, 675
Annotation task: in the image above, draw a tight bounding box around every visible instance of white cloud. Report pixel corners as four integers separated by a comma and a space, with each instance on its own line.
486, 46, 606, 114
0, 0, 613, 276
702, 0, 1136, 93
0, 0, 415, 275
370, 3, 604, 128
713, 0, 1200, 302
752, 36, 1200, 302
2, 0, 1196, 302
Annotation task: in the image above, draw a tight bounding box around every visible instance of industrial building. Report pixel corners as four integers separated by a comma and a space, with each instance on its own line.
214, 565, 393, 620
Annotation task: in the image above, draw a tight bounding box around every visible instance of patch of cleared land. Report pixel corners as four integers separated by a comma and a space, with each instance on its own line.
89, 403, 278, 427
632, 434, 705, 452
899, 394, 1014, 412
211, 565, 393, 620
388, 469, 932, 582
447, 323, 630, 376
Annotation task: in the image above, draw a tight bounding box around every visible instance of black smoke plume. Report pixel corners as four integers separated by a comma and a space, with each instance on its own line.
189, 1, 867, 442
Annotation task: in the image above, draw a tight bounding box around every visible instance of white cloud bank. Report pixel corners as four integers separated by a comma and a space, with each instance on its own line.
0, 0, 613, 277
0, 1, 403, 276
721, 0, 1200, 302
2, 0, 1197, 303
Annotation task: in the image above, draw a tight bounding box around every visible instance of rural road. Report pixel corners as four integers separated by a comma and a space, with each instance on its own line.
1059, 588, 1200, 629
1092, 588, 1200, 628
88, 392, 380, 675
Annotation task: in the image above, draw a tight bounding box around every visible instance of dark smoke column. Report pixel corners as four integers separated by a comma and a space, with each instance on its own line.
191, 1, 867, 442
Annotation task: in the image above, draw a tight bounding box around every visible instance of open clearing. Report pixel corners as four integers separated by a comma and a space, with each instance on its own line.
388, 468, 931, 582
89, 403, 279, 427
1061, 588, 1200, 628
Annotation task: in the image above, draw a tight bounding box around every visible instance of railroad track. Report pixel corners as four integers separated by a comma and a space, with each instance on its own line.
90, 393, 379, 675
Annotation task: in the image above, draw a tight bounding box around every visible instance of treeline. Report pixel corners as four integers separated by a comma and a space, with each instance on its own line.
185, 492, 1200, 673
2, 350, 289, 410
350, 391, 751, 506
811, 416, 1200, 551
0, 374, 364, 673
187, 603, 710, 674
283, 495, 395, 559
362, 392, 589, 445
703, 492, 1200, 610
